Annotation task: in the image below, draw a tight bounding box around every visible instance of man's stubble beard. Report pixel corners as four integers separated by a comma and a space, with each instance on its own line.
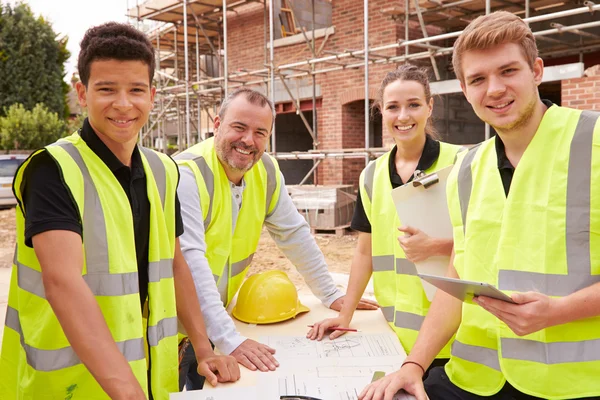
486, 84, 538, 135
215, 137, 260, 173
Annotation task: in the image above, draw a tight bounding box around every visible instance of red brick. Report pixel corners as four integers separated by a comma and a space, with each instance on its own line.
228, 0, 441, 183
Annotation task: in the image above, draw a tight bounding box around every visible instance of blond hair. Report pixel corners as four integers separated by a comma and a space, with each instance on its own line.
452, 11, 538, 83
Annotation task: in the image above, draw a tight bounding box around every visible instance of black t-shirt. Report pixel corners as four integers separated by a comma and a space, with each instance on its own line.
21, 118, 184, 306
351, 136, 441, 233
494, 100, 555, 196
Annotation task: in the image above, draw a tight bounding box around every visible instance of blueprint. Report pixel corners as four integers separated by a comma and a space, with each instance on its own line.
172, 333, 413, 400
262, 332, 403, 362
169, 386, 260, 400
258, 333, 414, 400
169, 384, 279, 400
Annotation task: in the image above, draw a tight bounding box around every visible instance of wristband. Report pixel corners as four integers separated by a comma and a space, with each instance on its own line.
401, 360, 426, 376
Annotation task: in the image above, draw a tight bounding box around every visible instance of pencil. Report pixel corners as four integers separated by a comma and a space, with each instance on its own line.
307, 325, 360, 332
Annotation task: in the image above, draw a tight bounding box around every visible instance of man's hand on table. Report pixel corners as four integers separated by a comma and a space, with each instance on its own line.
231, 339, 279, 372
195, 348, 240, 386
330, 295, 379, 312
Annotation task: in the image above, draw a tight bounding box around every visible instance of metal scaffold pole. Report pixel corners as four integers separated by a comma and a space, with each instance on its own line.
312, 0, 318, 184
269, 0, 276, 153
364, 0, 370, 166
223, 0, 229, 96
196, 28, 202, 142
183, 0, 191, 148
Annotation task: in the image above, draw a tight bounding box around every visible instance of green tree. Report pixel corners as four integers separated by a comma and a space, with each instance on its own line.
0, 2, 71, 118
66, 110, 87, 134
0, 103, 67, 150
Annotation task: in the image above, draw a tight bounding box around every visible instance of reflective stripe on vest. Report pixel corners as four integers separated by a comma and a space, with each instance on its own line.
457, 143, 481, 235
381, 306, 394, 322
147, 317, 178, 347
262, 154, 278, 216
5, 306, 145, 372
372, 255, 416, 275
456, 110, 600, 367
176, 152, 214, 229
452, 340, 501, 371
232, 253, 255, 277
140, 147, 166, 208
363, 160, 377, 203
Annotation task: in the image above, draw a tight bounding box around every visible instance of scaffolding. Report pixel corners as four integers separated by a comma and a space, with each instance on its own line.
128, 0, 600, 184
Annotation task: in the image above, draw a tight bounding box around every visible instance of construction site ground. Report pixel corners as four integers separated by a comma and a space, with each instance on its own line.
0, 207, 370, 341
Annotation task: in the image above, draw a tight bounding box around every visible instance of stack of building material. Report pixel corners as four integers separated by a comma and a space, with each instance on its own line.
287, 185, 356, 230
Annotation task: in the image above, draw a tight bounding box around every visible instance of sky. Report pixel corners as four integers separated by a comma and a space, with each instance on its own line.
9, 0, 131, 80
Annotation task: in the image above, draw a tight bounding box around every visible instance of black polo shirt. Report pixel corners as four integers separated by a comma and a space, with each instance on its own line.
21, 118, 184, 306
495, 135, 514, 197
351, 136, 441, 233
494, 100, 554, 196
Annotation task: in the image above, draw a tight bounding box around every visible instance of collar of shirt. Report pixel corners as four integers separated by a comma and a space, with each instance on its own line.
388, 135, 441, 187
230, 178, 246, 209
79, 118, 144, 178
229, 178, 246, 191
494, 99, 555, 172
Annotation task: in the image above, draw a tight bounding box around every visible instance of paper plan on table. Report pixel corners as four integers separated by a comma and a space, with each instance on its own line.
260, 332, 404, 363
258, 332, 414, 400
169, 386, 258, 400
261, 372, 415, 400
169, 383, 279, 400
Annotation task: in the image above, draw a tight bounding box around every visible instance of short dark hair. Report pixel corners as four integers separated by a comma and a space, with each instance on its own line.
78, 22, 155, 87
218, 88, 276, 127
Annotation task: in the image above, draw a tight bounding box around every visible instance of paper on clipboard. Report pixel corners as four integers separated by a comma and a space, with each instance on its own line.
390, 165, 454, 301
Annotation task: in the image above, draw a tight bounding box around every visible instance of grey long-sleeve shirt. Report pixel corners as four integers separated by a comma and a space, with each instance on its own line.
178, 166, 343, 355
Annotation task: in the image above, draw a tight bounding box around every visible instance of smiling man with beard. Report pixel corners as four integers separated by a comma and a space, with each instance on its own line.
174, 88, 379, 391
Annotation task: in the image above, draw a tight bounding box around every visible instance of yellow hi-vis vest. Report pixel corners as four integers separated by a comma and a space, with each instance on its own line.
175, 137, 282, 306
0, 133, 179, 400
445, 105, 600, 399
358, 141, 462, 356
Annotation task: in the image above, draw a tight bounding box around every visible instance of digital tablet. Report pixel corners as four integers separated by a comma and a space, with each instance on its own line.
417, 273, 516, 304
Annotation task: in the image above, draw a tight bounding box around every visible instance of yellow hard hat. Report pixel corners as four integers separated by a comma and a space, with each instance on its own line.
232, 270, 309, 324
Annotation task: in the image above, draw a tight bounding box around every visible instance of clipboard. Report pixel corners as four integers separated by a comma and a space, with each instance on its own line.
390, 165, 454, 301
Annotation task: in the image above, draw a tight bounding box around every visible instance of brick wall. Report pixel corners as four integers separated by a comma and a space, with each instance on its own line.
227, 0, 437, 185
561, 74, 600, 111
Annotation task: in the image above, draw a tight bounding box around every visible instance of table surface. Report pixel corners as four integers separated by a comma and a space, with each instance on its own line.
206, 295, 404, 388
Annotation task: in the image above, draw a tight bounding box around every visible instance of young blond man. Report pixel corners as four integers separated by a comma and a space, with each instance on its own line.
359, 11, 600, 400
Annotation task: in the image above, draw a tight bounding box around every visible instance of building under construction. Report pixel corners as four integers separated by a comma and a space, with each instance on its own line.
127, 0, 600, 190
